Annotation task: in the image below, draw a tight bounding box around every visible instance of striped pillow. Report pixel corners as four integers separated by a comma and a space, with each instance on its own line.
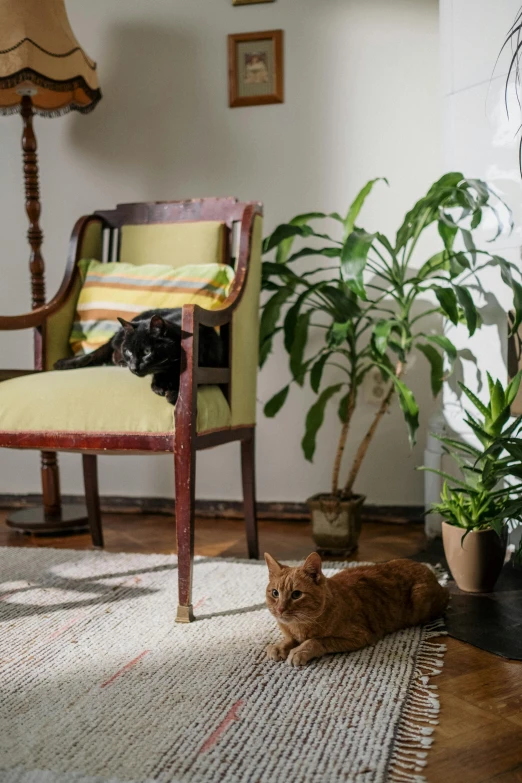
69, 259, 234, 356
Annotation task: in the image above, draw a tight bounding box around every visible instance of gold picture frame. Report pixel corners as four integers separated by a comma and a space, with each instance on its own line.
228, 29, 284, 108
233, 0, 275, 5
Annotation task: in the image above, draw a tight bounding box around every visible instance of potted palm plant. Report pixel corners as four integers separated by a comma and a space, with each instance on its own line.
421, 373, 522, 592
260, 172, 522, 553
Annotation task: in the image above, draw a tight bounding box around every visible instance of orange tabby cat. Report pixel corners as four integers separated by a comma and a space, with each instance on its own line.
265, 552, 449, 667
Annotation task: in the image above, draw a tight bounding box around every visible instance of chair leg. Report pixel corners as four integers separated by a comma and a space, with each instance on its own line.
82, 454, 104, 548
41, 451, 62, 516
241, 431, 259, 559
174, 438, 196, 623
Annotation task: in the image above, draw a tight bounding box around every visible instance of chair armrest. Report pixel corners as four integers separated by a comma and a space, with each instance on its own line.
0, 307, 54, 331
192, 305, 232, 328
0, 215, 102, 332
189, 202, 261, 330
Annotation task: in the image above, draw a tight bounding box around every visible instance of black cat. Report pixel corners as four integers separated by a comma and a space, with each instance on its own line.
54, 308, 225, 405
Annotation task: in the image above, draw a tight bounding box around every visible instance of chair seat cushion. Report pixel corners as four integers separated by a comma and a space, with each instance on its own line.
0, 367, 230, 435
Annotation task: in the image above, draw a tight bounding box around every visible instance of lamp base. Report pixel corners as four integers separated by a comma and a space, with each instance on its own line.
6, 504, 89, 535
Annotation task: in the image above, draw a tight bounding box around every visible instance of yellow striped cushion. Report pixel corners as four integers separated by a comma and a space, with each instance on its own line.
70, 259, 234, 355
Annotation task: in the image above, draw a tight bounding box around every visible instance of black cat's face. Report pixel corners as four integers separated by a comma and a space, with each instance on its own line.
119, 316, 180, 377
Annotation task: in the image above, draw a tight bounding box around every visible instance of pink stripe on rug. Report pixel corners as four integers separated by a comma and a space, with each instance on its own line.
101, 650, 151, 688
49, 614, 84, 640
193, 596, 207, 610
199, 700, 243, 753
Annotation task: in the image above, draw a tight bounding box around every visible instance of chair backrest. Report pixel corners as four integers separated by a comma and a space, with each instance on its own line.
119, 222, 226, 267
65, 198, 264, 427
95, 199, 247, 268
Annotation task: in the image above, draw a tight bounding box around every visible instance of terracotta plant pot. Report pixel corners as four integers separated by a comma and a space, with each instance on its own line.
442, 521, 508, 593
307, 493, 365, 555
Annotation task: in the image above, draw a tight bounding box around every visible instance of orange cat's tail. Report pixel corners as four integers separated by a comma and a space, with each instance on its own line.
422, 563, 450, 619
431, 584, 450, 619
411, 569, 450, 624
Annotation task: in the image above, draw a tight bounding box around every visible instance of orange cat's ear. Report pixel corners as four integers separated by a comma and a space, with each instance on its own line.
303, 552, 323, 583
264, 552, 285, 577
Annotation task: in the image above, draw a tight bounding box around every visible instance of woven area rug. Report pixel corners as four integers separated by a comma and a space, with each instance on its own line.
0, 547, 446, 783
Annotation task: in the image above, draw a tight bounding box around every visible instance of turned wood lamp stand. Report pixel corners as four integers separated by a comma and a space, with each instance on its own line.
0, 0, 102, 534
6, 97, 88, 534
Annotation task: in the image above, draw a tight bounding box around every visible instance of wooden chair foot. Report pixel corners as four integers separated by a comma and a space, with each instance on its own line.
176, 604, 195, 623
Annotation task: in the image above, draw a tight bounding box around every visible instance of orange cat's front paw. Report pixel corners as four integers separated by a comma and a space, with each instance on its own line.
266, 643, 292, 662
287, 646, 315, 667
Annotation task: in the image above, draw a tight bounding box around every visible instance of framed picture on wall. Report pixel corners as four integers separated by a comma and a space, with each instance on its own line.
228, 30, 284, 107
233, 0, 275, 4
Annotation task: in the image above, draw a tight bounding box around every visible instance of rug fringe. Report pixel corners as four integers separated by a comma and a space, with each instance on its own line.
388, 618, 447, 783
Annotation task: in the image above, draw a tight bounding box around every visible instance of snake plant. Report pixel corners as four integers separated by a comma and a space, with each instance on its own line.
421, 372, 522, 560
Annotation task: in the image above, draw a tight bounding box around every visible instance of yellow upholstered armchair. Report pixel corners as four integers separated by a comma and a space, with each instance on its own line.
0, 198, 263, 622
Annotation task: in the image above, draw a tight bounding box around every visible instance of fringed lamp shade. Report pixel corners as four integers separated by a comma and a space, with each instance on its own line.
0, 0, 101, 116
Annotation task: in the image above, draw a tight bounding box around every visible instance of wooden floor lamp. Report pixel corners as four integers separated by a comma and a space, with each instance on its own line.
0, 0, 101, 533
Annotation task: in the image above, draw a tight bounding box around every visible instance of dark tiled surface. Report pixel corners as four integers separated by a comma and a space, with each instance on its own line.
412, 538, 522, 660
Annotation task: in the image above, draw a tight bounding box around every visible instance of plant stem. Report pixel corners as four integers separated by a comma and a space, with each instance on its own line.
410, 307, 442, 326
457, 261, 496, 285
332, 385, 356, 496
371, 246, 395, 277
365, 281, 390, 293
326, 362, 352, 376
342, 361, 403, 496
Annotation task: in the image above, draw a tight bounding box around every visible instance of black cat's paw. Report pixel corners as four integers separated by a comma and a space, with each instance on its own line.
151, 383, 167, 397
54, 358, 75, 371
165, 389, 179, 406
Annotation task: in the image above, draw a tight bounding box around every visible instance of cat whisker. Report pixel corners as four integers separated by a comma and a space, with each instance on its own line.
155, 358, 179, 368
147, 360, 177, 372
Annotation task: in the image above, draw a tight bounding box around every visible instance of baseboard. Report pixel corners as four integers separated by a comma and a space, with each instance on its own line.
0, 493, 423, 524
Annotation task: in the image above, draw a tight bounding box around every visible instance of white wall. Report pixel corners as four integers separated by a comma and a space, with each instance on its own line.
440, 0, 522, 437
431, 0, 522, 544
0, 0, 441, 504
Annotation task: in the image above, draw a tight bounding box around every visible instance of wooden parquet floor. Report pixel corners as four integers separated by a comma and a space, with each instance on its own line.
1, 511, 521, 783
